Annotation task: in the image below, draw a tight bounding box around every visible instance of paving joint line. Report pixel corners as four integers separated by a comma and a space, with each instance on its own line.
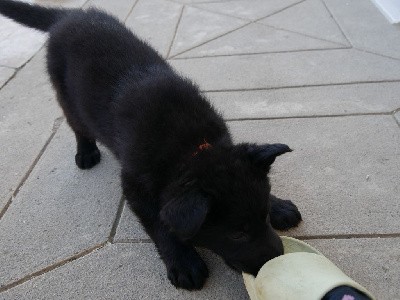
225, 112, 393, 122
320, 0, 352, 47
158, 0, 400, 64
200, 79, 400, 93
0, 117, 64, 220
0, 242, 107, 293
166, 5, 185, 59
170, 46, 353, 60
184, 2, 250, 21
351, 47, 400, 62
170, 46, 351, 60
168, 21, 252, 59
0, 41, 47, 92
183, 0, 349, 54
168, 0, 312, 59
0, 69, 17, 91
123, 0, 140, 23
108, 197, 126, 242
0, 64, 15, 69
294, 233, 400, 240
256, 22, 350, 48
254, 0, 306, 23
82, 0, 92, 8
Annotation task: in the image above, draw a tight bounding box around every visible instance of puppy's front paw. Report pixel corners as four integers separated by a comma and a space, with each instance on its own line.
166, 249, 209, 290
270, 199, 302, 231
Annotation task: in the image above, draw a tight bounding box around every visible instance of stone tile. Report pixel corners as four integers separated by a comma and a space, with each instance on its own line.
0, 49, 61, 212
170, 6, 248, 57
308, 238, 400, 300
1, 243, 249, 300
0, 66, 14, 88
324, 0, 400, 59
259, 0, 348, 45
83, 0, 137, 20
0, 15, 46, 68
174, 0, 237, 3
114, 201, 149, 241
125, 0, 183, 57
228, 116, 400, 235
170, 49, 400, 91
0, 123, 121, 287
194, 0, 302, 21
176, 23, 344, 58
33, 0, 87, 8
206, 82, 400, 119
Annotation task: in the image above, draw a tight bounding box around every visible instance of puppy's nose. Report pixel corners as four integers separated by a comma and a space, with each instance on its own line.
251, 229, 283, 275
262, 240, 283, 263
272, 236, 284, 257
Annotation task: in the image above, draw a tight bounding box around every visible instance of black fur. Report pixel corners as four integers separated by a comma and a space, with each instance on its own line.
0, 0, 65, 31
0, 0, 302, 290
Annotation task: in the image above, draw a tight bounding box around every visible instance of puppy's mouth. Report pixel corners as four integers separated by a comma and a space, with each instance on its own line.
224, 258, 267, 276
224, 260, 258, 276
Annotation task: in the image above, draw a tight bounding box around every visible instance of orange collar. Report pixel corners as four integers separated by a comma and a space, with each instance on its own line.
192, 139, 212, 157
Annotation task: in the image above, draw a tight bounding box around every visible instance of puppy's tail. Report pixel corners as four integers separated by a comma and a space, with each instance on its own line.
0, 0, 68, 32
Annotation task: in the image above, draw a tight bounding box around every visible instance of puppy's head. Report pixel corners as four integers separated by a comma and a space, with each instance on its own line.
160, 143, 291, 275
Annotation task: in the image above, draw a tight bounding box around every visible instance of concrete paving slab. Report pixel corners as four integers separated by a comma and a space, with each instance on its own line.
0, 66, 14, 88
0, 243, 249, 300
174, 0, 237, 3
114, 201, 149, 241
0, 15, 46, 68
170, 6, 248, 57
170, 49, 400, 91
125, 0, 182, 57
175, 23, 342, 58
324, 0, 400, 60
194, 0, 302, 21
83, 0, 137, 20
33, 0, 87, 8
0, 49, 61, 213
0, 123, 121, 287
228, 116, 400, 236
259, 0, 349, 45
308, 237, 400, 300
206, 82, 400, 119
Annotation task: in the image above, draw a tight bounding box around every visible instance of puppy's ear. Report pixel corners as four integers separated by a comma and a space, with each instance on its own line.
245, 143, 292, 169
160, 190, 208, 240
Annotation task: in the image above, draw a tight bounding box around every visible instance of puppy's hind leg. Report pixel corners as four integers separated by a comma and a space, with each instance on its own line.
47, 54, 100, 170
269, 194, 302, 231
53, 90, 101, 170
74, 132, 101, 169
47, 65, 100, 169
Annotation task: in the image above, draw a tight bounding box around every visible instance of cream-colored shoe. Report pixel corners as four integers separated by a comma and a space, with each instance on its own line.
243, 236, 374, 300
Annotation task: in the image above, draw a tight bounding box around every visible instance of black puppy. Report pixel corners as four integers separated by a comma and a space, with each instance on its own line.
0, 0, 302, 290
